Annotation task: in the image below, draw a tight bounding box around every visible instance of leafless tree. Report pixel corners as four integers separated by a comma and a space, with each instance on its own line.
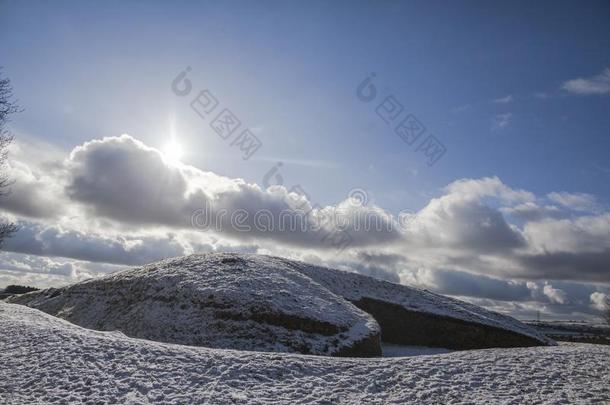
0, 70, 20, 246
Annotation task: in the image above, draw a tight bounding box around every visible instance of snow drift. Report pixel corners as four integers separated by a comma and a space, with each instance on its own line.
8, 253, 552, 354
1, 303, 608, 404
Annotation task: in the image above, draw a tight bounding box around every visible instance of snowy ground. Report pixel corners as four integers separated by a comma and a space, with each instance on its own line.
2, 303, 609, 404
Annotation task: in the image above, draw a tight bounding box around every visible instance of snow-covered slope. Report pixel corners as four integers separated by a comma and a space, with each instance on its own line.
9, 253, 551, 351
276, 257, 553, 346
1, 303, 608, 404
7, 254, 380, 356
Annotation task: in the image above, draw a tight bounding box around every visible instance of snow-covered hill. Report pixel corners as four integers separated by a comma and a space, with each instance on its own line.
7, 254, 380, 356
8, 253, 552, 352
1, 303, 608, 404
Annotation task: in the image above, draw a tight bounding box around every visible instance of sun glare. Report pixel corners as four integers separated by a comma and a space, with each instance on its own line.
162, 114, 184, 163
162, 139, 183, 163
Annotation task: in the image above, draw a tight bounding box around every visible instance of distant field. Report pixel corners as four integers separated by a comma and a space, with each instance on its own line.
525, 321, 610, 345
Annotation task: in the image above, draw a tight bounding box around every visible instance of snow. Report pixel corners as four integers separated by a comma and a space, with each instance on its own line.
1, 303, 608, 404
276, 256, 553, 344
8, 252, 551, 355
6, 253, 380, 356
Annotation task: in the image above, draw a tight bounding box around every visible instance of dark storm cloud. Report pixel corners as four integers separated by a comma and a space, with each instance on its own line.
517, 250, 610, 283
65, 135, 204, 226
2, 220, 187, 265
428, 269, 532, 301
0, 160, 62, 219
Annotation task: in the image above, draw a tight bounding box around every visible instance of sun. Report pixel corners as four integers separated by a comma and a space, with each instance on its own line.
162, 139, 183, 163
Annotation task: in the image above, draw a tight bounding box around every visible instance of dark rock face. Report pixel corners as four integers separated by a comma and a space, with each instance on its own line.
354, 297, 545, 350
334, 331, 382, 357
280, 257, 554, 348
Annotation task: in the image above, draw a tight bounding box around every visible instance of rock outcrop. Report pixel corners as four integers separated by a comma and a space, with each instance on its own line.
273, 257, 555, 349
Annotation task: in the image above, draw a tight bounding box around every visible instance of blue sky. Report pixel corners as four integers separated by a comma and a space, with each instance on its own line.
0, 0, 609, 320
2, 0, 609, 210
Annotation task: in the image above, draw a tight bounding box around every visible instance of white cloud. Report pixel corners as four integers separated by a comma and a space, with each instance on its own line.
543, 283, 568, 304
2, 220, 190, 265
502, 202, 564, 222
562, 68, 610, 95
407, 191, 526, 253
493, 95, 513, 104
409, 267, 532, 301
547, 192, 598, 212
590, 292, 607, 311
445, 177, 535, 203
0, 138, 68, 219
523, 214, 610, 254
492, 113, 512, 130
63, 135, 402, 249
3, 135, 610, 319
0, 251, 124, 288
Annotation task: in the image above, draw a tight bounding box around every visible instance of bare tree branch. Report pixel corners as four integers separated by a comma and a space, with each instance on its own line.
0, 69, 20, 246
0, 222, 17, 247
